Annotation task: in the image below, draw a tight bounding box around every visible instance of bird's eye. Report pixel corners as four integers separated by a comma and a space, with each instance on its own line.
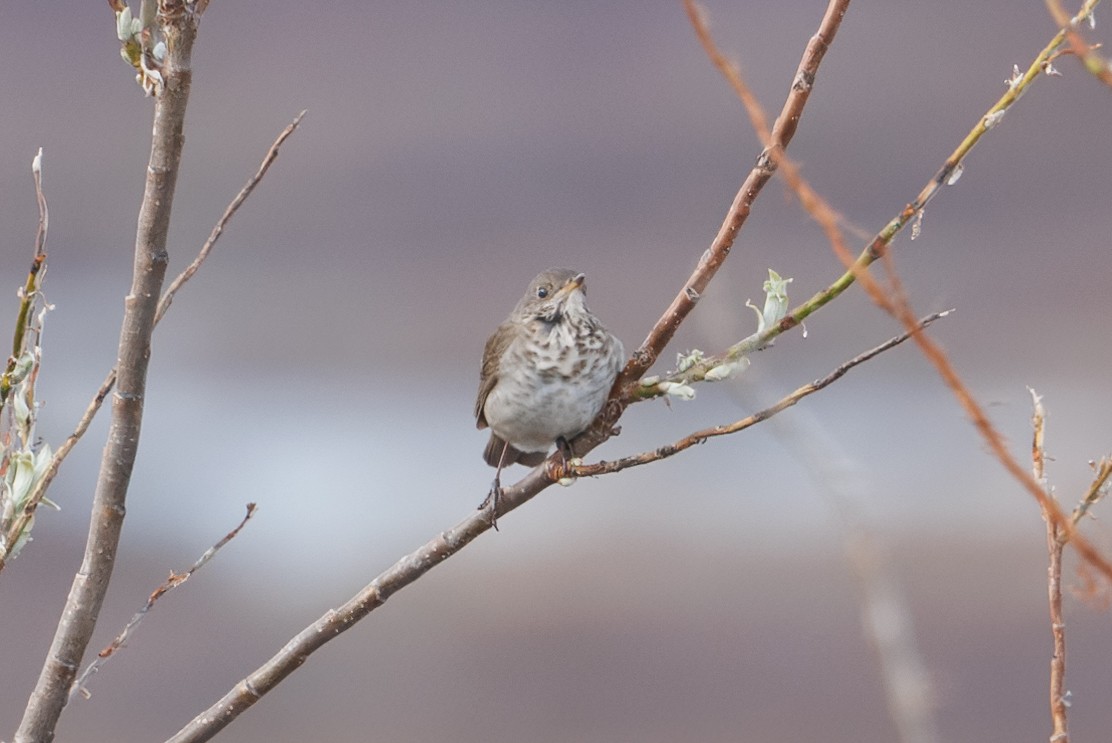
536, 286, 549, 299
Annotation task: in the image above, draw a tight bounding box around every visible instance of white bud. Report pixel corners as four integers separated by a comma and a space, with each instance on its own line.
704, 357, 751, 382
676, 349, 705, 373
748, 269, 792, 334
983, 110, 1006, 129
657, 381, 696, 401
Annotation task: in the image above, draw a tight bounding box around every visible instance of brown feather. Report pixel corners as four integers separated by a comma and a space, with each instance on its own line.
475, 319, 515, 429
483, 433, 547, 468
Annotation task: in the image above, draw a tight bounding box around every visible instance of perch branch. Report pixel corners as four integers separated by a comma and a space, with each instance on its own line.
165, 6, 857, 740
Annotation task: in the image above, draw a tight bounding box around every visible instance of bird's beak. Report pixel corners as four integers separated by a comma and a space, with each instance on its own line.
556, 273, 586, 298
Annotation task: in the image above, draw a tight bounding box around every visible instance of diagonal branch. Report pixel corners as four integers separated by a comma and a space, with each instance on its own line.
0, 111, 305, 573
163, 6, 854, 740
682, 0, 1112, 582
70, 504, 257, 700
1046, 0, 1112, 89
14, 5, 200, 741
573, 310, 949, 477
610, 0, 849, 398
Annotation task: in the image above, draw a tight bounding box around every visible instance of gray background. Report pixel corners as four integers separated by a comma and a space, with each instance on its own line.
2, 2, 1111, 741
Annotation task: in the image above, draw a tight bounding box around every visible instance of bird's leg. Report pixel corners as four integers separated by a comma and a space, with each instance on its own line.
478, 440, 510, 531
555, 436, 574, 477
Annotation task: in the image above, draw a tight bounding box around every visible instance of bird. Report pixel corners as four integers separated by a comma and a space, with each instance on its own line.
475, 268, 624, 521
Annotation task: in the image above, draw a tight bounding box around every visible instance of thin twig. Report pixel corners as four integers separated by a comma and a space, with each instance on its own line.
608, 0, 849, 400
0, 112, 305, 573
157, 110, 307, 325
573, 311, 948, 478
69, 504, 257, 701
1031, 391, 1070, 743
1045, 0, 1112, 89
1070, 457, 1112, 529
0, 150, 49, 412
0, 150, 52, 558
683, 0, 1112, 582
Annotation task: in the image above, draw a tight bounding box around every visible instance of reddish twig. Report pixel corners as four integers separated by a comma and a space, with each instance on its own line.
610, 0, 849, 399
69, 504, 257, 701
1031, 391, 1070, 743
689, 0, 1112, 582
1046, 0, 1112, 89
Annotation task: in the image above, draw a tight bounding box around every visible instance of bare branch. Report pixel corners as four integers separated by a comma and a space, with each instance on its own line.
687, 0, 1112, 581
14, 5, 199, 740
165, 506, 506, 743
0, 112, 306, 573
609, 0, 849, 397
1070, 457, 1112, 529
1031, 391, 1070, 743
70, 504, 257, 700
156, 109, 307, 325
1046, 0, 1112, 89
573, 311, 949, 478
164, 8, 854, 737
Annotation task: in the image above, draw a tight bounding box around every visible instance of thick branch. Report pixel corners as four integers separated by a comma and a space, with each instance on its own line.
14, 5, 198, 741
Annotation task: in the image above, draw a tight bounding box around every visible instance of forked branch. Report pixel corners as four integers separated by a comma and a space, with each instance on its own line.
164, 5, 855, 740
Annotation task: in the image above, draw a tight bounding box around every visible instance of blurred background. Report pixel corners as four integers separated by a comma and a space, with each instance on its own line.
2, 2, 1111, 741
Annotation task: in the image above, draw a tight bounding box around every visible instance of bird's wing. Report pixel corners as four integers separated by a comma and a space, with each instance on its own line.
475, 321, 514, 429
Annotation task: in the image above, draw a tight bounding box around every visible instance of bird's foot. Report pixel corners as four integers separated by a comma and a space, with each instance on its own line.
478, 479, 502, 531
